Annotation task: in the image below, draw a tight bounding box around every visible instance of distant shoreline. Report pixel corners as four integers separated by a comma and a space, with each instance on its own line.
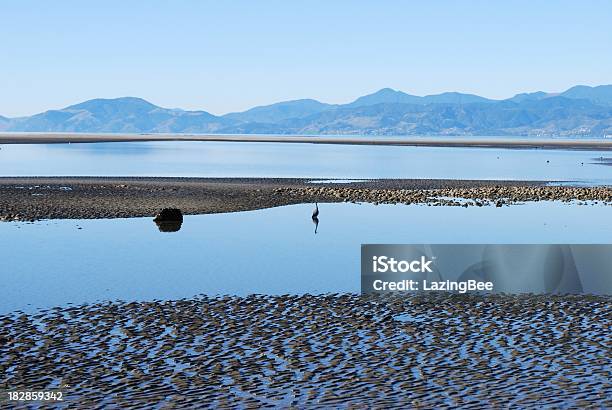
2, 133, 612, 150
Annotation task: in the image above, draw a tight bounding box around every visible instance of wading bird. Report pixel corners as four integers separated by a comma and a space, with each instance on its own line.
312, 203, 319, 234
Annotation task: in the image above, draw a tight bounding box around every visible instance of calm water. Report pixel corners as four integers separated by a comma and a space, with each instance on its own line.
2, 141, 612, 182
2, 202, 611, 313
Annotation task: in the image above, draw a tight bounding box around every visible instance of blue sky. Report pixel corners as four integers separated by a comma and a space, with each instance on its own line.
1, 1, 611, 117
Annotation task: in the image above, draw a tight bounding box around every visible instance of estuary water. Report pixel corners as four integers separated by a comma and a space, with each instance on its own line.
2, 141, 612, 182
2, 201, 611, 313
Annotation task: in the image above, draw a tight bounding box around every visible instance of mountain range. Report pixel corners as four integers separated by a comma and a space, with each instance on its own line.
2, 85, 612, 137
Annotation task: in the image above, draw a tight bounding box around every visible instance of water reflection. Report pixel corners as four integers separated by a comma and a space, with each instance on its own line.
153, 208, 183, 233
1, 202, 611, 313
154, 220, 183, 233
312, 203, 320, 234
3, 141, 612, 182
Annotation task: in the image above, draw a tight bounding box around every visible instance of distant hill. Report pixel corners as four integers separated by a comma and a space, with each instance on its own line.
8, 97, 233, 133
347, 88, 423, 107
506, 91, 552, 103
224, 99, 334, 123
420, 92, 494, 105
346, 88, 493, 107
560, 85, 612, 106
3, 85, 612, 137
507, 85, 612, 106
257, 96, 611, 137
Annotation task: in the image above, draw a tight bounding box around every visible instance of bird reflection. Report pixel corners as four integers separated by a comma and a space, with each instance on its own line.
312, 203, 320, 234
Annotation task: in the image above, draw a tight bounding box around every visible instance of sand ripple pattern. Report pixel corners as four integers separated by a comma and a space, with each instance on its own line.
1, 294, 610, 408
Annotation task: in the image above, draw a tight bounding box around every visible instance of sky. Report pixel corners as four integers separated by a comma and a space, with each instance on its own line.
1, 1, 611, 117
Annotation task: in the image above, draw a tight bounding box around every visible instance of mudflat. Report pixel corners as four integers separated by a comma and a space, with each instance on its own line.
2, 177, 612, 221
3, 132, 612, 150
1, 293, 609, 407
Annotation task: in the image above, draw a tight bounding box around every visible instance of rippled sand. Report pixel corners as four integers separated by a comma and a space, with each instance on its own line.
1, 294, 610, 408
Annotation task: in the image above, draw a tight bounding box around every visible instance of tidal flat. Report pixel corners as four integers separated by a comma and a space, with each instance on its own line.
1, 140, 611, 407
1, 294, 609, 408
3, 176, 612, 222
4, 132, 612, 150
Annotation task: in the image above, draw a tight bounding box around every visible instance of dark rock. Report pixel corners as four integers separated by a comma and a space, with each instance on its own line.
153, 208, 183, 232
153, 208, 183, 223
